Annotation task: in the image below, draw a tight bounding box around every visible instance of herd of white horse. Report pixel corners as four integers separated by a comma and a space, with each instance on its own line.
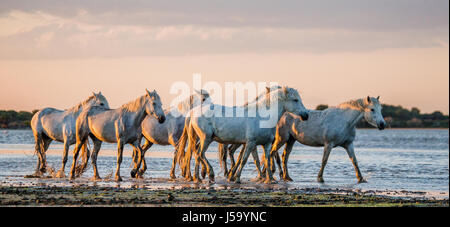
29, 86, 386, 184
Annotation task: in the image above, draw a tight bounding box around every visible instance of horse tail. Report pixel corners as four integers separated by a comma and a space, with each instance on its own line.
184, 121, 198, 177
75, 141, 90, 177
175, 117, 190, 171
31, 109, 53, 173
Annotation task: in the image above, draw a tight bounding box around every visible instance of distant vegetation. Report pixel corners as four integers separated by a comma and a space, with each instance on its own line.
0, 104, 448, 129
0, 110, 38, 129
314, 104, 449, 128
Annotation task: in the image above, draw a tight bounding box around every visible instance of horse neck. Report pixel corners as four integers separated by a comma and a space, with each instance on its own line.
345, 109, 364, 129
121, 96, 149, 124
249, 92, 285, 121
336, 99, 366, 129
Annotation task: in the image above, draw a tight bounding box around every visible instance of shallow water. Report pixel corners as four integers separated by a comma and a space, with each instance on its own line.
0, 129, 448, 199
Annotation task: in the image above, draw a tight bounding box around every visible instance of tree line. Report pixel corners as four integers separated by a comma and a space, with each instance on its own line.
0, 104, 449, 129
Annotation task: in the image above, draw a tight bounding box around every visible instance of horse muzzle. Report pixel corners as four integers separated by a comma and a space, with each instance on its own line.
300, 112, 309, 121
158, 116, 166, 124
378, 122, 386, 130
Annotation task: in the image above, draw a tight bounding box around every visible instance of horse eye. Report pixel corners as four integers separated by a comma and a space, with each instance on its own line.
371, 109, 375, 112
294, 99, 299, 102
100, 103, 104, 106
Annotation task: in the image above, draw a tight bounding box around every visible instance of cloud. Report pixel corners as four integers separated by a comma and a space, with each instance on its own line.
0, 1, 448, 59
0, 0, 448, 30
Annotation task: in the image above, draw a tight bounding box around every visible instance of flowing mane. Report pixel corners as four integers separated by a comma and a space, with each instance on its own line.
244, 86, 283, 108
336, 97, 380, 111
120, 95, 148, 113
66, 95, 97, 114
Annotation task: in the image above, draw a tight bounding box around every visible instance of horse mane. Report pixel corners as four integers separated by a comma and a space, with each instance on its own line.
66, 95, 97, 114
337, 97, 379, 111
171, 90, 210, 114
245, 86, 288, 110
120, 95, 148, 113
244, 86, 282, 107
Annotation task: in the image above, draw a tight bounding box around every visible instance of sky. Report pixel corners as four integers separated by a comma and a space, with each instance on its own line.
0, 0, 448, 114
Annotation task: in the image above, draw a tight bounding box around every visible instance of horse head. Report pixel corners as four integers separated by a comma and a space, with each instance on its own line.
89, 92, 110, 109
363, 96, 386, 130
274, 86, 309, 121
146, 89, 166, 124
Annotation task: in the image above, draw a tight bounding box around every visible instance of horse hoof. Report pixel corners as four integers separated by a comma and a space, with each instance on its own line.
130, 170, 137, 178
56, 171, 66, 179
317, 177, 325, 183
90, 176, 102, 181
194, 179, 202, 184
116, 176, 123, 182
264, 179, 277, 184
284, 177, 294, 182
186, 177, 194, 182
358, 178, 367, 184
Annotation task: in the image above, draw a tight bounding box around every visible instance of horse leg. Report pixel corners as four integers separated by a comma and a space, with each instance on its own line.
115, 140, 125, 182
131, 140, 145, 179
232, 142, 256, 184
228, 145, 245, 181
138, 139, 153, 178
31, 132, 45, 177
281, 138, 295, 182
56, 140, 70, 178
40, 137, 52, 175
193, 137, 212, 183
201, 158, 207, 180
250, 147, 264, 181
218, 144, 228, 177
263, 143, 277, 184
318, 143, 333, 183
69, 138, 86, 180
76, 143, 91, 177
201, 141, 215, 183
344, 143, 366, 183
90, 137, 103, 181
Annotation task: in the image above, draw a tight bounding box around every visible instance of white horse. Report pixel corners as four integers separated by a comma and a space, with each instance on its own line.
179, 86, 309, 184
269, 96, 386, 183
132, 89, 210, 179
70, 89, 166, 182
30, 92, 110, 178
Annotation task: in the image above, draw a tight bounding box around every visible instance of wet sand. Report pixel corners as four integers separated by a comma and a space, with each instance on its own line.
1, 184, 447, 207
0, 175, 448, 207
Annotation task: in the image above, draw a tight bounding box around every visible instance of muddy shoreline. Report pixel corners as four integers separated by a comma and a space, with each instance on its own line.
1, 184, 447, 207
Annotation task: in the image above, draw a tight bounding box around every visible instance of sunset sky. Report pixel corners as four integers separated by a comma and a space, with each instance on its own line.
0, 0, 448, 114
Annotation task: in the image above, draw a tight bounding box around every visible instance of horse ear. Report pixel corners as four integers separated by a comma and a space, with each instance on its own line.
92, 92, 97, 97
284, 86, 289, 96
377, 96, 380, 100
146, 89, 151, 96
367, 96, 372, 104
266, 87, 271, 94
